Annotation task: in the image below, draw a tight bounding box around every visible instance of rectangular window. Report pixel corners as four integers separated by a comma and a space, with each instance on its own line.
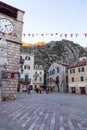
82, 67, 84, 72
70, 69, 75, 74
40, 77, 42, 81
28, 66, 30, 70
40, 72, 42, 75
25, 75, 28, 81
28, 57, 30, 60
52, 69, 55, 75
78, 67, 84, 72
73, 69, 75, 73
20, 56, 22, 59
70, 69, 72, 74
78, 68, 80, 72
72, 77, 74, 82
57, 67, 59, 73
80, 76, 84, 81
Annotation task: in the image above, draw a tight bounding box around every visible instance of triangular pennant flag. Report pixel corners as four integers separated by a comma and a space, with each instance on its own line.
18, 33, 21, 38
75, 33, 78, 37
60, 34, 63, 38
70, 34, 73, 37
28, 33, 30, 36
41, 34, 44, 36
6, 32, 8, 36
32, 34, 34, 37
51, 34, 53, 36
64, 34, 67, 38
9, 32, 12, 36
84, 33, 87, 37
23, 34, 26, 37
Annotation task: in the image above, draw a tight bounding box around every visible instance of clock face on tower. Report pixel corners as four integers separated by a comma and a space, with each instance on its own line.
0, 18, 14, 33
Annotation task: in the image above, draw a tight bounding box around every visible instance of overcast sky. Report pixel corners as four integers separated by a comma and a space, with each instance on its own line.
1, 0, 87, 47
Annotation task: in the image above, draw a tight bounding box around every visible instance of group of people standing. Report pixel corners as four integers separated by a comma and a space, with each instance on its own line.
27, 85, 54, 94
27, 85, 43, 94
46, 86, 54, 93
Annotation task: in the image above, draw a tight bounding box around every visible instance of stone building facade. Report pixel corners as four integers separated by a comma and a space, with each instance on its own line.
18, 53, 34, 92
33, 65, 44, 90
68, 54, 87, 94
47, 62, 68, 92
0, 1, 25, 100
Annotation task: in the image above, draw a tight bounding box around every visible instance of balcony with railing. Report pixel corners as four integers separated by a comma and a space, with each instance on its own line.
18, 78, 31, 84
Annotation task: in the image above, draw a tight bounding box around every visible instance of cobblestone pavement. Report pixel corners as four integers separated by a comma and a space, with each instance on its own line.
0, 93, 87, 130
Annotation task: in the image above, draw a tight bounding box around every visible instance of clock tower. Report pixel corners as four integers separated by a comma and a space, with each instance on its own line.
0, 1, 25, 100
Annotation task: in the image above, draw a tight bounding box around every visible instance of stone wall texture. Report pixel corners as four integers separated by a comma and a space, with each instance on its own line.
0, 6, 24, 100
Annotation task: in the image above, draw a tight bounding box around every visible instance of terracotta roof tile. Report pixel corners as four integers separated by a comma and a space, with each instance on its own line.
68, 60, 86, 69
79, 54, 87, 58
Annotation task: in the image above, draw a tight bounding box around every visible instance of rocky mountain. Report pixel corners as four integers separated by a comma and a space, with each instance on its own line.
21, 39, 87, 72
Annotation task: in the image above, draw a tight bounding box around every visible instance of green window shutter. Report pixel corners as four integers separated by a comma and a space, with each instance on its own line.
72, 77, 74, 82
78, 68, 80, 72
24, 65, 26, 69
80, 76, 84, 81
82, 67, 84, 72
28, 66, 30, 70
25, 75, 28, 81
73, 69, 75, 73
57, 67, 59, 73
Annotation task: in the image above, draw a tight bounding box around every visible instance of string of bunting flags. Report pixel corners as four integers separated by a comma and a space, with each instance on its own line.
23, 33, 87, 38
0, 31, 21, 38
0, 31, 87, 38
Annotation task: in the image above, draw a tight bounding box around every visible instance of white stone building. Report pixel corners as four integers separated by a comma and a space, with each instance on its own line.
18, 52, 44, 92
18, 53, 34, 92
47, 62, 68, 92
33, 65, 44, 89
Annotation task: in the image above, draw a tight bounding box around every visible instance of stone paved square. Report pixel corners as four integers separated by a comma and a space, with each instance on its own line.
0, 93, 87, 130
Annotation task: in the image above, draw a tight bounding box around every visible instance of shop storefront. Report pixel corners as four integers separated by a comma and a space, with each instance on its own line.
71, 87, 76, 93
80, 87, 86, 94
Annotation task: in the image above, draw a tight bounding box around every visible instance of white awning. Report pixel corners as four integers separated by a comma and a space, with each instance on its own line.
78, 83, 86, 87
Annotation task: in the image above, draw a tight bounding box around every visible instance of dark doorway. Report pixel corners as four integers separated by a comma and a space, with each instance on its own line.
71, 87, 76, 93
80, 87, 86, 94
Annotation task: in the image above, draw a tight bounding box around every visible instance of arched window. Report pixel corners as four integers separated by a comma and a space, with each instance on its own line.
39, 65, 43, 69
35, 65, 38, 69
